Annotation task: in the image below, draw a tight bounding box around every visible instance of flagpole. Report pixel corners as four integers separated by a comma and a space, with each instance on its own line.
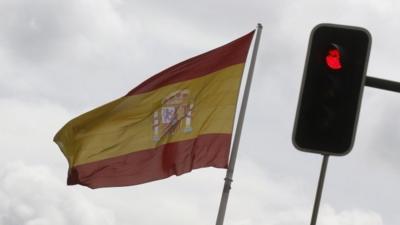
215, 23, 263, 225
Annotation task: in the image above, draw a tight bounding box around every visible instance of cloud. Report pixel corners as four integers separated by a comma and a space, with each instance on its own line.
318, 206, 383, 225
0, 98, 70, 167
0, 0, 136, 109
0, 162, 118, 225
356, 89, 400, 171
0, 0, 126, 62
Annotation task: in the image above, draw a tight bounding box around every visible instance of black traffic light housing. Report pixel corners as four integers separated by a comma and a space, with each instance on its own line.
293, 24, 372, 155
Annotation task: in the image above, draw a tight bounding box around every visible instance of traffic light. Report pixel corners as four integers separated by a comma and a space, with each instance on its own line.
293, 24, 372, 155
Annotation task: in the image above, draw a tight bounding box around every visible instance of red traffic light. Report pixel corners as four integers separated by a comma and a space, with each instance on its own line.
293, 24, 371, 156
326, 46, 342, 70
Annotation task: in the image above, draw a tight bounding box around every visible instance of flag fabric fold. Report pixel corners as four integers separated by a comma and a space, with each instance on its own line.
54, 31, 255, 189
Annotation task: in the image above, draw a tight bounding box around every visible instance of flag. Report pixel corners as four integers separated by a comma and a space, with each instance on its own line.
54, 31, 255, 189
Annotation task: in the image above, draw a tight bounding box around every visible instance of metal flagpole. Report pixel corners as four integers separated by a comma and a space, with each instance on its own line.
215, 23, 263, 225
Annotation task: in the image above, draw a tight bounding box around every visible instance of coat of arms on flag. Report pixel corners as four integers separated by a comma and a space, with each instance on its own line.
153, 89, 194, 141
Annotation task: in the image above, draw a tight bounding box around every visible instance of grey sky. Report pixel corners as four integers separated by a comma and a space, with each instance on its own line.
0, 0, 399, 224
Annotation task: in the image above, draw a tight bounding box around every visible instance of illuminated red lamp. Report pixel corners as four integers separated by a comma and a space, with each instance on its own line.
326, 47, 342, 70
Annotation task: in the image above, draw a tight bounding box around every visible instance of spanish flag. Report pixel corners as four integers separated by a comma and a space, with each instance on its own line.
54, 31, 255, 188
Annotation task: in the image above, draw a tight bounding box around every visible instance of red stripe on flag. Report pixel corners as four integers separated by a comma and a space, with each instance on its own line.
67, 134, 231, 188
126, 31, 255, 96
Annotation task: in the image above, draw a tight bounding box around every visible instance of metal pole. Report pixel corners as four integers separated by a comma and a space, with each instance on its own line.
365, 76, 400, 93
215, 23, 263, 225
310, 155, 329, 225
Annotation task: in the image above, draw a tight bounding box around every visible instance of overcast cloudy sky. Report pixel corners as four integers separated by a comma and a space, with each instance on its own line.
1, 0, 400, 225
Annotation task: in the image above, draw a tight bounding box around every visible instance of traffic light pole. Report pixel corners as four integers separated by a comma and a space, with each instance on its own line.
365, 76, 400, 93
310, 155, 329, 225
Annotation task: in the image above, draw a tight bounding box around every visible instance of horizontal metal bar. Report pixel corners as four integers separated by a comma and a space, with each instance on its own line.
365, 76, 400, 93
